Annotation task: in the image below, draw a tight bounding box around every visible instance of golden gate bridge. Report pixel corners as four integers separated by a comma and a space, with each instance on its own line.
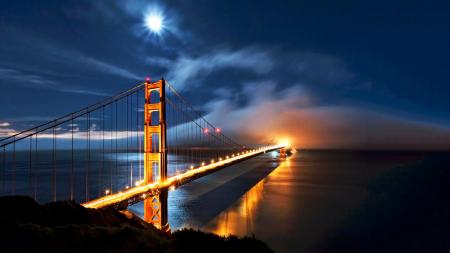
0, 78, 286, 231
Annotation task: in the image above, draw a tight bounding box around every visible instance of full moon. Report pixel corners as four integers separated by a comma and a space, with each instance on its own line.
144, 13, 163, 34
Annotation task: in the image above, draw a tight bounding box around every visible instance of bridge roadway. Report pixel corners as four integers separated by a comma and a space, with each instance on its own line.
82, 145, 285, 209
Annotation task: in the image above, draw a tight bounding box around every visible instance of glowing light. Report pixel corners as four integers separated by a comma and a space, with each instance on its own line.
203, 128, 209, 134
125, 185, 129, 189
201, 162, 205, 166
169, 185, 175, 191
215, 128, 221, 133
277, 138, 290, 147
144, 12, 164, 34
145, 76, 151, 83
190, 165, 194, 170
105, 189, 110, 195
211, 159, 215, 163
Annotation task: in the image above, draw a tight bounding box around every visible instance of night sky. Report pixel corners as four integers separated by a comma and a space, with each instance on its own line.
1, 1, 450, 149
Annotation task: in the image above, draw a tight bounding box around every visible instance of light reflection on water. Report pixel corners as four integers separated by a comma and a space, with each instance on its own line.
203, 157, 290, 236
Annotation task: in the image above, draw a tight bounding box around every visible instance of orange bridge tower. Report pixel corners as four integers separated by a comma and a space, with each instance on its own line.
143, 78, 169, 231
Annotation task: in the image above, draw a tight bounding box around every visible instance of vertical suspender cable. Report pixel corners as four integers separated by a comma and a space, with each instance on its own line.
110, 104, 113, 193
101, 106, 105, 197
29, 136, 32, 197
2, 146, 4, 194
12, 137, 15, 195
71, 117, 74, 201
115, 102, 118, 193
52, 127, 56, 201
35, 132, 38, 201
126, 95, 129, 186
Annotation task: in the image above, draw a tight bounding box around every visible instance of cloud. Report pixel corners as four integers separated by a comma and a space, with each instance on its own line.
40, 43, 142, 80
164, 47, 274, 89
0, 121, 17, 138
202, 81, 450, 150
76, 55, 142, 80
0, 27, 142, 82
0, 67, 109, 96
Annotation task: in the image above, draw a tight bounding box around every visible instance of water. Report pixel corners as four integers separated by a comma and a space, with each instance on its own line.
130, 150, 425, 253
1, 149, 427, 252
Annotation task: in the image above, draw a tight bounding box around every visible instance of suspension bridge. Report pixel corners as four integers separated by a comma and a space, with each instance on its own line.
0, 78, 286, 231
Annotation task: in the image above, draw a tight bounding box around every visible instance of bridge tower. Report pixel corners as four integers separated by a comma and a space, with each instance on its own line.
144, 78, 169, 231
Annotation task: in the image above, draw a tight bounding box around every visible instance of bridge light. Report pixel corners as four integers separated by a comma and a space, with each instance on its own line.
211, 159, 214, 163
169, 185, 175, 191
135, 181, 141, 187
125, 185, 129, 189
219, 157, 222, 161
142, 193, 147, 198
203, 128, 209, 134
226, 156, 229, 159
190, 165, 194, 170
215, 128, 221, 133
145, 76, 151, 84
201, 162, 205, 166
105, 189, 110, 195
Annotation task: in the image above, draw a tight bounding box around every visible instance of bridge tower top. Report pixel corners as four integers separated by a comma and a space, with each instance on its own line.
144, 78, 168, 184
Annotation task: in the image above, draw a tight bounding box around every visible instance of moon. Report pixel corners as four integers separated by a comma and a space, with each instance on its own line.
144, 12, 164, 34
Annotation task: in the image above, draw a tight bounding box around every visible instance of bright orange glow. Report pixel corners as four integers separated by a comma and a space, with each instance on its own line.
277, 138, 290, 148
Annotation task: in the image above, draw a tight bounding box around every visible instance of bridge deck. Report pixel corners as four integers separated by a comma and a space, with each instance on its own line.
82, 145, 284, 209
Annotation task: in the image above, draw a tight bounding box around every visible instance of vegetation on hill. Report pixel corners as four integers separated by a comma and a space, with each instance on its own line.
0, 196, 274, 253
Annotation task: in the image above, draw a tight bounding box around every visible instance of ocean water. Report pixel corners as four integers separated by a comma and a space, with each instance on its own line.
1, 148, 428, 253
130, 150, 426, 253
